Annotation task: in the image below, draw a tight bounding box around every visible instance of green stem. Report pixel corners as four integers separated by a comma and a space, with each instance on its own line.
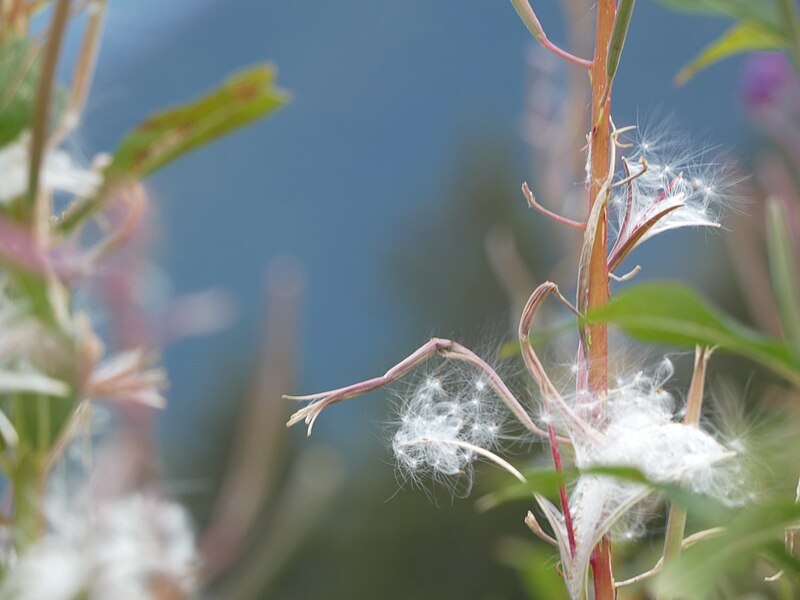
12, 450, 45, 550
766, 200, 800, 363
657, 346, 711, 600
779, 0, 800, 72
36, 394, 50, 451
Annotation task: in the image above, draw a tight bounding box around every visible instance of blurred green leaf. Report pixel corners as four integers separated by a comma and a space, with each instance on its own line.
476, 467, 566, 511
499, 317, 576, 359
478, 464, 727, 522
585, 282, 800, 386
59, 64, 288, 232
675, 21, 786, 85
0, 38, 41, 147
496, 538, 569, 599
654, 500, 800, 598
657, 0, 782, 30
767, 201, 800, 364
107, 64, 288, 179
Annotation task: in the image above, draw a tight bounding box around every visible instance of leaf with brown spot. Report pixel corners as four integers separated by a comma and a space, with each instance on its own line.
106, 64, 288, 179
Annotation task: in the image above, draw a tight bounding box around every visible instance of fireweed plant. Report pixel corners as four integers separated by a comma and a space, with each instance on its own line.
286, 2, 765, 599
0, 0, 288, 596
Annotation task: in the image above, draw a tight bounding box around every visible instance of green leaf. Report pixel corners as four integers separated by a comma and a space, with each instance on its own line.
607, 0, 638, 85
585, 281, 800, 386
59, 64, 288, 232
657, 0, 782, 31
675, 20, 786, 85
654, 500, 800, 598
767, 200, 800, 364
476, 467, 567, 511
478, 464, 722, 512
107, 64, 288, 179
496, 539, 569, 600
0, 38, 41, 147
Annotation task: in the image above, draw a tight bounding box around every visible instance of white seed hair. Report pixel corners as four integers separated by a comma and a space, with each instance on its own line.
391, 363, 518, 495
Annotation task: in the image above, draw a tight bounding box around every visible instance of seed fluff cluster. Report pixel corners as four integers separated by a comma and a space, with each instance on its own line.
607, 123, 734, 273
539, 358, 744, 600
391, 362, 516, 496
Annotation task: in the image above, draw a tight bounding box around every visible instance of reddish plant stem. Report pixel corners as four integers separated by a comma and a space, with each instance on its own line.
586, 0, 617, 598
548, 423, 576, 557
591, 537, 615, 598
586, 0, 614, 394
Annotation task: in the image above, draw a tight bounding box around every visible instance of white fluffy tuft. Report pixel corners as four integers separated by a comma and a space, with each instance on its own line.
608, 121, 736, 262
391, 365, 516, 495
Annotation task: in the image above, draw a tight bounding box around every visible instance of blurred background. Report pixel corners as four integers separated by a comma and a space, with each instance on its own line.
68, 1, 770, 597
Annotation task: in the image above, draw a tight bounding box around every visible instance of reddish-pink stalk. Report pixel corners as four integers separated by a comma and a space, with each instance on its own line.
287, 337, 549, 439
522, 182, 587, 230
510, 0, 593, 69
548, 423, 576, 557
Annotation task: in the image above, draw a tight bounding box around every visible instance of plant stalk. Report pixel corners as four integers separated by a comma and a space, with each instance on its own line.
586, 0, 617, 597
27, 0, 71, 211
48, 0, 107, 150
658, 346, 711, 600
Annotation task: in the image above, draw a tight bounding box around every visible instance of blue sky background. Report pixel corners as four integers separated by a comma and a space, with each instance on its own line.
69, 0, 750, 482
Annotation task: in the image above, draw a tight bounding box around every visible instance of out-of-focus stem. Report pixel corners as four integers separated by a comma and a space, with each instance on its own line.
484, 226, 537, 331
658, 346, 711, 600
28, 0, 71, 211
779, 0, 800, 72
562, 0, 593, 178
2, 0, 27, 38
587, 1, 616, 598
48, 0, 106, 149
199, 259, 304, 581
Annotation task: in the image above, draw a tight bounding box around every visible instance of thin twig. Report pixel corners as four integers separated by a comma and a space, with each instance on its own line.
615, 527, 724, 588
522, 182, 586, 230
609, 264, 640, 282
509, 0, 592, 68
404, 437, 527, 483
525, 510, 558, 547
286, 337, 549, 439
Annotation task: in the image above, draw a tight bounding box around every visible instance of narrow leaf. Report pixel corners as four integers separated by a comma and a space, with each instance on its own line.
675, 21, 786, 85
607, 0, 637, 84
585, 282, 800, 386
59, 64, 288, 232
107, 64, 288, 179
